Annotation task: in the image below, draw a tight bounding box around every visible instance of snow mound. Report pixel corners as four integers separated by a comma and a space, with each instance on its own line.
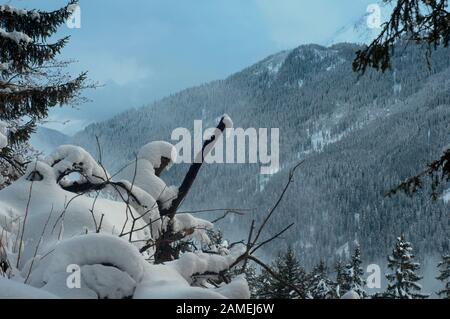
341, 290, 361, 299
24, 234, 146, 299
135, 246, 248, 299
170, 245, 246, 282
173, 213, 214, 243
18, 233, 248, 299
45, 145, 109, 185
0, 277, 58, 299
215, 275, 250, 299
138, 141, 177, 169
118, 142, 178, 209
25, 234, 147, 286
0, 160, 152, 267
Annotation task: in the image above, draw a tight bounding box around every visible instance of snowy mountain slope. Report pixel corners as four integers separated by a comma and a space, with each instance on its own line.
72, 42, 450, 268
327, 14, 379, 46
326, 4, 392, 46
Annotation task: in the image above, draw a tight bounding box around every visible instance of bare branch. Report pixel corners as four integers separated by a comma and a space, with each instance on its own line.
16, 160, 38, 268
251, 161, 304, 247
210, 210, 245, 224
250, 223, 294, 255
160, 116, 230, 219
25, 206, 54, 283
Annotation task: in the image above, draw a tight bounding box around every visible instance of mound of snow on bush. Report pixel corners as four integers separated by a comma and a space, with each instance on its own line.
0, 138, 250, 299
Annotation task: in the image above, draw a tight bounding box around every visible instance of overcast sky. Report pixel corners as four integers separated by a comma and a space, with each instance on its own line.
10, 0, 381, 135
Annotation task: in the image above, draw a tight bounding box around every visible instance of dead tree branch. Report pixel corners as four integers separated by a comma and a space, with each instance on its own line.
159, 116, 229, 219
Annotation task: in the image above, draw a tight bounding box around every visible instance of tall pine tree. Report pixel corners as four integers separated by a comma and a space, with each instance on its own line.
333, 260, 347, 298
383, 235, 428, 299
437, 254, 450, 299
343, 246, 367, 298
0, 1, 87, 187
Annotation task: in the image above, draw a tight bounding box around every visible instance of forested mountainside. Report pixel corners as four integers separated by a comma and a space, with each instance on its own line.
73, 42, 449, 269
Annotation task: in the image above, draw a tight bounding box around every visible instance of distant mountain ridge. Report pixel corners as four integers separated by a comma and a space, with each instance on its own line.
327, 4, 392, 46
30, 126, 70, 155
73, 42, 450, 268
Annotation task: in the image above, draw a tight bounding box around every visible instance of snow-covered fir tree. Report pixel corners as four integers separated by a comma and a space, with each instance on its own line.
0, 1, 87, 187
0, 141, 34, 189
343, 246, 367, 298
256, 247, 308, 299
333, 260, 347, 298
307, 260, 334, 299
383, 235, 428, 299
437, 254, 450, 299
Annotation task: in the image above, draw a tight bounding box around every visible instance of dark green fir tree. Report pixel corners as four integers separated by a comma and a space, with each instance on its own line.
333, 259, 347, 298
343, 246, 367, 298
383, 235, 429, 299
0, 1, 88, 187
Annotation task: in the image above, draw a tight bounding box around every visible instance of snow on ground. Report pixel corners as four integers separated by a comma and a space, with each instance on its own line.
137, 141, 177, 170
0, 118, 250, 299
0, 160, 152, 268
0, 277, 58, 299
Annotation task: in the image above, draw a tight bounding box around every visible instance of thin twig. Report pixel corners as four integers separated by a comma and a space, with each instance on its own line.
251, 161, 304, 247
211, 210, 245, 224
25, 206, 54, 283
16, 160, 38, 268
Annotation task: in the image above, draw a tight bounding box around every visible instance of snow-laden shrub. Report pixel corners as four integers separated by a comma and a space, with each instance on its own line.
0, 138, 249, 299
